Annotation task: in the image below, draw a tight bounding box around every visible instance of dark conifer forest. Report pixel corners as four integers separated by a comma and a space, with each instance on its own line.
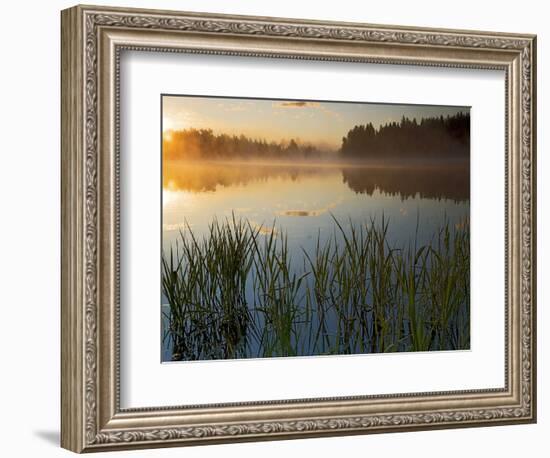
340, 112, 469, 160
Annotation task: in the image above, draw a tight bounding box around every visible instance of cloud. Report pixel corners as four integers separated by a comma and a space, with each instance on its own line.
272, 101, 341, 122
275, 101, 321, 108
277, 100, 339, 115
279, 210, 320, 217
277, 198, 343, 217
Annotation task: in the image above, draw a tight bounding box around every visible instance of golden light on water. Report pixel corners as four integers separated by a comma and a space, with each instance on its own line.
163, 188, 193, 209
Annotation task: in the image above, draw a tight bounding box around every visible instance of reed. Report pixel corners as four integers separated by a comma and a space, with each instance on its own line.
161, 216, 260, 360
162, 214, 470, 360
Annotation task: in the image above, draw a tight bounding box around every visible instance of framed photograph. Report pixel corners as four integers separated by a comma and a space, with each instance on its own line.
61, 4, 537, 453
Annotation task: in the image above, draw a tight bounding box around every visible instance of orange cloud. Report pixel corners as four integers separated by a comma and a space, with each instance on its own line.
275, 101, 321, 108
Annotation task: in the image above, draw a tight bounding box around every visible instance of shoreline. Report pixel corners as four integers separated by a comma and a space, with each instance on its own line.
163, 157, 470, 170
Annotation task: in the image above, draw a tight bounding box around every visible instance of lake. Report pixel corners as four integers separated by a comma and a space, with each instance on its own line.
161, 159, 470, 361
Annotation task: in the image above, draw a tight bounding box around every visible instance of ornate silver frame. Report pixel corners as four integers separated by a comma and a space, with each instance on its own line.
61, 4, 537, 453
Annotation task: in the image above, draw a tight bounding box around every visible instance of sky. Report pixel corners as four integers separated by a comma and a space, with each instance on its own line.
162, 95, 469, 150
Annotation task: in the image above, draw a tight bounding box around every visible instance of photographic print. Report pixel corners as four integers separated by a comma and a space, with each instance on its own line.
161, 95, 470, 362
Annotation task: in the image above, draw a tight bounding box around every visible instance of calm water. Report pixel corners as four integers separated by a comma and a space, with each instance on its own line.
161, 160, 469, 361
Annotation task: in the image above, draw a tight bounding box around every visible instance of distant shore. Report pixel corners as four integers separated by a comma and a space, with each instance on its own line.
163, 157, 470, 170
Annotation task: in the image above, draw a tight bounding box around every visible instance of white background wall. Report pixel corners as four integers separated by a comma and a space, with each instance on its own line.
0, 0, 546, 456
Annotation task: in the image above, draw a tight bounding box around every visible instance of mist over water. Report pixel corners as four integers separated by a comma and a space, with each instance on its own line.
163, 159, 469, 201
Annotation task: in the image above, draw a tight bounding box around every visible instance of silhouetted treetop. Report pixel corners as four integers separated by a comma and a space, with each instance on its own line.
163, 128, 322, 161
340, 112, 469, 161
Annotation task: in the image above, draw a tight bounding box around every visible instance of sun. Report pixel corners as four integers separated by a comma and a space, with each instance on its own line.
163, 130, 173, 142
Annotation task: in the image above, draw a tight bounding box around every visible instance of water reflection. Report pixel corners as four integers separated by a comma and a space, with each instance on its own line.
161, 159, 470, 362
163, 160, 469, 202
342, 162, 469, 201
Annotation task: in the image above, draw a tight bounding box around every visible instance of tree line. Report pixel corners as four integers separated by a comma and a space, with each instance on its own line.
340, 112, 469, 160
163, 112, 469, 162
163, 128, 322, 161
